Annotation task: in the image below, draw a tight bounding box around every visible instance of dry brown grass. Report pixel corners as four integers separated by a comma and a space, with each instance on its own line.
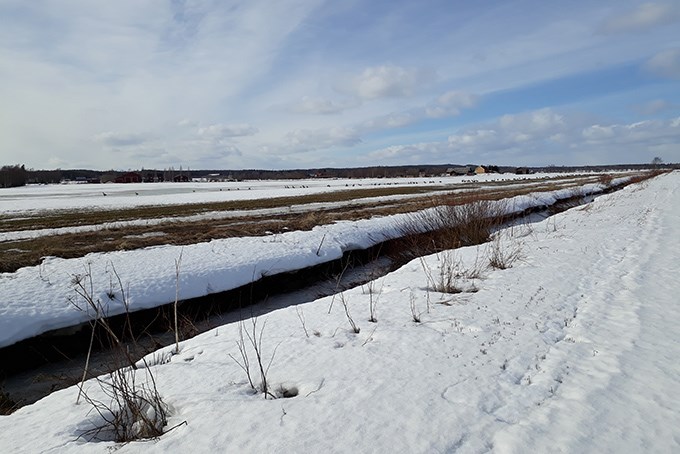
0, 185, 451, 233
487, 234, 523, 270
1, 173, 652, 273
394, 195, 508, 262
626, 169, 668, 185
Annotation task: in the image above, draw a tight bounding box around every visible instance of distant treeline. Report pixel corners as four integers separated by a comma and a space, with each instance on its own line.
1, 162, 677, 188
531, 163, 678, 173
218, 165, 455, 179
0, 165, 27, 188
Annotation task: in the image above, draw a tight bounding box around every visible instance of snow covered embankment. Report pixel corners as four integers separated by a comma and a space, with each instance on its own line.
0, 180, 619, 349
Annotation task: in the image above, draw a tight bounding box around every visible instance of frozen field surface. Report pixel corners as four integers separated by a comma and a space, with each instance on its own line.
0, 171, 678, 453
0, 173, 558, 213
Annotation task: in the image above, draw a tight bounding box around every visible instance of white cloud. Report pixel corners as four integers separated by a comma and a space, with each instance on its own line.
177, 119, 198, 127
197, 124, 259, 138
582, 125, 616, 140
426, 91, 478, 118
284, 127, 361, 152
367, 142, 450, 163
581, 118, 680, 146
362, 112, 418, 131
287, 96, 358, 115
340, 65, 434, 100
600, 2, 680, 34
93, 131, 153, 147
111, 136, 244, 170
448, 129, 498, 147
498, 109, 567, 136
645, 48, 680, 79
633, 99, 673, 115
367, 109, 680, 166
273, 89, 478, 155
436, 91, 476, 107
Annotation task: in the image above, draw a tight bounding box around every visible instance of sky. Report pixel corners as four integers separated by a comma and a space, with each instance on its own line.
1, 0, 679, 171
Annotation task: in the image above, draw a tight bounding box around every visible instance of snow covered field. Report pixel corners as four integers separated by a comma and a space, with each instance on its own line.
0, 174, 574, 244
0, 171, 678, 453
0, 173, 563, 214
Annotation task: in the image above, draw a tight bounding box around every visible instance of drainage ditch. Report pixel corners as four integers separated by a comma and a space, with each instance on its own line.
0, 182, 627, 411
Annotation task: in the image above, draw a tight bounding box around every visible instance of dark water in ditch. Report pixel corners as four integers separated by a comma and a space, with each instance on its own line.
1, 257, 395, 409
0, 194, 596, 411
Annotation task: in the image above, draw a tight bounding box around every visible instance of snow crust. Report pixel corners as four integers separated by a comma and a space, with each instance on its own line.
1, 172, 678, 453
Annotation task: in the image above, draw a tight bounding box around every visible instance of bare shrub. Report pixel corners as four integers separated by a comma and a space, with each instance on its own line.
488, 234, 523, 270
444, 199, 506, 245
508, 215, 537, 239
436, 251, 463, 294
597, 174, 613, 186
460, 247, 486, 280
368, 292, 378, 323
420, 249, 484, 296
177, 312, 199, 339
362, 278, 383, 323
420, 254, 456, 295
295, 306, 310, 337
79, 359, 168, 442
68, 264, 140, 405
229, 320, 255, 391
249, 318, 279, 399
340, 292, 361, 333
173, 249, 183, 354
397, 197, 507, 260
69, 264, 172, 443
327, 259, 351, 314
409, 293, 421, 323
229, 317, 281, 398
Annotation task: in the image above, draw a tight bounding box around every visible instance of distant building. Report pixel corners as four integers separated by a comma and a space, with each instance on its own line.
205, 173, 236, 182
113, 172, 142, 183
100, 173, 118, 183
142, 171, 164, 182
474, 166, 486, 174
447, 166, 472, 176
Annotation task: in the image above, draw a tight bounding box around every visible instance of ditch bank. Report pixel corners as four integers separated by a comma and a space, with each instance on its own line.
0, 177, 650, 411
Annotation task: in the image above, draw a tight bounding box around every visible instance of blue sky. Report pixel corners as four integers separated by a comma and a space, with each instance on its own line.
1, 0, 679, 170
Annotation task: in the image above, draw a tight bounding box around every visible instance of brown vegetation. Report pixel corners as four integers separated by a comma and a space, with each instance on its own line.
0, 172, 657, 273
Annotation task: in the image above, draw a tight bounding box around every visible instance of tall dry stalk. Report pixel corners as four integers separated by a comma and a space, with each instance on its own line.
174, 249, 184, 354
69, 263, 137, 404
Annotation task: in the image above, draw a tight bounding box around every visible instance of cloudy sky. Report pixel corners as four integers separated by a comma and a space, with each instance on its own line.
1, 0, 679, 170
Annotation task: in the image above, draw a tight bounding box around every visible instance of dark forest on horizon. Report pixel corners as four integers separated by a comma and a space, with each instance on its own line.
1, 162, 676, 188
